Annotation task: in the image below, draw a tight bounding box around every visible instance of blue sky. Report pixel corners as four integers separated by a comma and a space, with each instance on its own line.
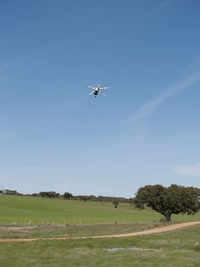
0, 0, 200, 197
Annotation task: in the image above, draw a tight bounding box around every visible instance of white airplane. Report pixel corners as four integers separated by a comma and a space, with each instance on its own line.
88, 85, 108, 97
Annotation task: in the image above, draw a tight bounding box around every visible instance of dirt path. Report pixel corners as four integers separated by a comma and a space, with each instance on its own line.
0, 221, 200, 243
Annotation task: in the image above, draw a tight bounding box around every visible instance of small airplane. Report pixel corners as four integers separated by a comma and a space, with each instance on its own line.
88, 85, 108, 97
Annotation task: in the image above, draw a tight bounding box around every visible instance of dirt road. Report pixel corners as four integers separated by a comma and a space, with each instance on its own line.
0, 221, 199, 243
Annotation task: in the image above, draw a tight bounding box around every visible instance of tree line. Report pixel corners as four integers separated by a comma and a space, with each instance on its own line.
36, 192, 133, 204
0, 189, 132, 203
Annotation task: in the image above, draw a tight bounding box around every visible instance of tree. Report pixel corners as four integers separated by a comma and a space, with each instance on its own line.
64, 192, 73, 200
82, 196, 89, 202
113, 200, 119, 208
134, 184, 200, 221
5, 189, 18, 195
39, 191, 59, 198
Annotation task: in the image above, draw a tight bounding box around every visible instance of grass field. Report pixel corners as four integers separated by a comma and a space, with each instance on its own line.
0, 195, 200, 266
0, 195, 200, 225
0, 222, 163, 239
0, 225, 200, 266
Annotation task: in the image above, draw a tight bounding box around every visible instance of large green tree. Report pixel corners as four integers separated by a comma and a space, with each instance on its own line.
134, 184, 200, 221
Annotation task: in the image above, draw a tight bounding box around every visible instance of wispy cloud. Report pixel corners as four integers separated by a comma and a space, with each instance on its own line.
184, 56, 200, 75
146, 0, 177, 16
124, 70, 200, 123
0, 49, 50, 85
174, 162, 200, 177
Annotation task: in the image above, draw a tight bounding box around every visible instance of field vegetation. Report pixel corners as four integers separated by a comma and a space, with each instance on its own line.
1, 195, 200, 225
0, 195, 200, 266
0, 222, 163, 239
0, 225, 200, 266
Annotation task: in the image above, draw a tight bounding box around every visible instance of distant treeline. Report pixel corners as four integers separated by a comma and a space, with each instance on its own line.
0, 189, 133, 203
0, 189, 23, 196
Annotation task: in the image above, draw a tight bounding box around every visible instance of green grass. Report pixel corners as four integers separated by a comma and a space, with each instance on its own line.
0, 195, 200, 225
0, 225, 200, 266
0, 195, 200, 266
0, 222, 163, 239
